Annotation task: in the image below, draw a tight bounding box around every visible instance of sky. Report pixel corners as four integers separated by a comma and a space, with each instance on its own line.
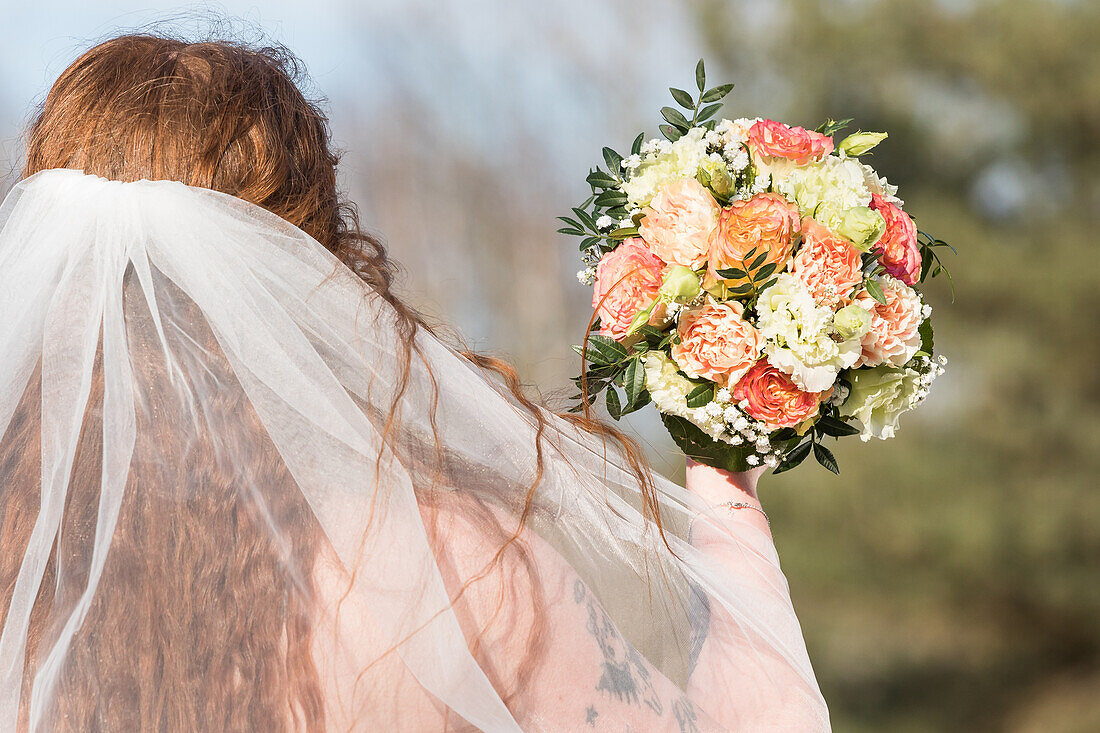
1, 0, 709, 185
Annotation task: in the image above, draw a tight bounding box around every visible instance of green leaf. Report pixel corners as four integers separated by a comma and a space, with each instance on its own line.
557, 227, 584, 236
594, 190, 628, 207
661, 107, 691, 131
631, 132, 645, 155
813, 443, 840, 474
696, 103, 723, 122
919, 318, 934, 354
609, 227, 639, 239
700, 83, 734, 103
606, 387, 622, 419
772, 440, 812, 475
620, 356, 642, 402
618, 389, 651, 416
815, 117, 853, 136
755, 262, 778, 279
660, 124, 683, 142
670, 87, 695, 109
695, 59, 706, 92
622, 358, 646, 406
586, 171, 619, 189
573, 208, 598, 231
715, 267, 747, 279
815, 414, 860, 437
865, 278, 887, 305
579, 236, 600, 251
660, 413, 756, 472
557, 216, 583, 229
748, 251, 769, 270
685, 383, 714, 408
602, 147, 623, 174
919, 249, 935, 282
583, 335, 629, 366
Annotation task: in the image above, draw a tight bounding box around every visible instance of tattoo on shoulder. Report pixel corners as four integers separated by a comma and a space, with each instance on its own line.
585, 705, 598, 726
574, 580, 663, 716
673, 695, 700, 733
687, 577, 711, 675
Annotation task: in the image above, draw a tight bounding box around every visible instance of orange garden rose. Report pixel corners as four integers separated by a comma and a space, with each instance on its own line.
591, 238, 664, 340
708, 193, 800, 288
732, 358, 823, 430
790, 216, 864, 306
638, 178, 720, 268
670, 300, 763, 386
747, 119, 834, 165
869, 193, 921, 286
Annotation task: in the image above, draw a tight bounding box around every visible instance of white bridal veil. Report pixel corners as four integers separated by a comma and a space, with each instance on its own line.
0, 170, 827, 731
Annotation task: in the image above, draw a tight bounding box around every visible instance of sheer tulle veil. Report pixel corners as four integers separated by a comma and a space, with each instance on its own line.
0, 169, 827, 730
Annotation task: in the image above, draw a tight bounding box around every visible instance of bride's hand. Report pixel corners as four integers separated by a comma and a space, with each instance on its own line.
684, 458, 766, 505
685, 458, 771, 537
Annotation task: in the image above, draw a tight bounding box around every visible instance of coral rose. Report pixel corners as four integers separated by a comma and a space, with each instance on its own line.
638, 177, 720, 268
853, 274, 924, 367
732, 358, 823, 430
791, 216, 864, 306
671, 300, 764, 386
869, 193, 921, 285
591, 238, 665, 340
708, 193, 800, 288
747, 119, 834, 165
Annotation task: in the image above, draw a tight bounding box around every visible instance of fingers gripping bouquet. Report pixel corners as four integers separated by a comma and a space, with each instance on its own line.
564, 61, 954, 474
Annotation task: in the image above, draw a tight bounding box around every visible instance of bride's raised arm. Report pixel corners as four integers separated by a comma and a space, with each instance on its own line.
416, 461, 829, 732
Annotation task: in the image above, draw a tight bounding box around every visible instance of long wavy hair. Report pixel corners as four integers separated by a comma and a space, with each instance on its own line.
0, 34, 662, 731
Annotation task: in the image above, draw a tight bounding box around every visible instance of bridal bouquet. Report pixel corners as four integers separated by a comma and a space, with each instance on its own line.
563, 61, 954, 474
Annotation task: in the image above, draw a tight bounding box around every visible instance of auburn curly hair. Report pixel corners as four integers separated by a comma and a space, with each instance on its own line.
1, 33, 662, 731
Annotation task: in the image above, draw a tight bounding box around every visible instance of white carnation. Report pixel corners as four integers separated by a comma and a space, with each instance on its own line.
756, 274, 861, 392
642, 351, 741, 444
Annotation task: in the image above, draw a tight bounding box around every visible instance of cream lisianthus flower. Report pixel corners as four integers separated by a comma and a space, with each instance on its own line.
755, 274, 861, 392
840, 364, 923, 440
776, 155, 872, 218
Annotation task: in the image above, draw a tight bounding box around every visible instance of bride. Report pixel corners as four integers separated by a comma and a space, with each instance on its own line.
0, 35, 829, 732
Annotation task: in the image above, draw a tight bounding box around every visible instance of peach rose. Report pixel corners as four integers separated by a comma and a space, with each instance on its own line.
638, 178, 720, 268
791, 216, 864, 306
869, 193, 921, 286
708, 193, 800, 288
671, 300, 764, 386
747, 119, 834, 165
732, 358, 823, 430
591, 238, 665, 340
853, 275, 924, 368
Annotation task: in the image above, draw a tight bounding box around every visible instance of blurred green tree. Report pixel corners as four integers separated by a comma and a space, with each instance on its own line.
685, 1, 1100, 730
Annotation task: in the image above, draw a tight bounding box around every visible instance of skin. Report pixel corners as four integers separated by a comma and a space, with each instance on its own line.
310, 462, 826, 731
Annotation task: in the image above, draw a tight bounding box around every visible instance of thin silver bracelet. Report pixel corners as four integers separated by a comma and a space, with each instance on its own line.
713, 500, 770, 528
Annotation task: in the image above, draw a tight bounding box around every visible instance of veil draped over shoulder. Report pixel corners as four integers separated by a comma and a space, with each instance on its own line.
0, 170, 828, 731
